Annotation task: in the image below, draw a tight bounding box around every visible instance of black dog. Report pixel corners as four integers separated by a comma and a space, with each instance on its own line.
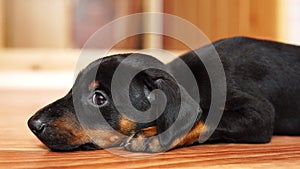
28, 37, 300, 152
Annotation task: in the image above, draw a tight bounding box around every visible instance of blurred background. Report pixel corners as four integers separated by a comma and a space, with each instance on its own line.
0, 0, 300, 89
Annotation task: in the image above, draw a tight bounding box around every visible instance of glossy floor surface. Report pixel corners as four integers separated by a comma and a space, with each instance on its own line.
0, 89, 299, 169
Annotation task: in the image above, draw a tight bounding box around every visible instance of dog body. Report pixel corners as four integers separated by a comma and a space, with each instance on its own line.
169, 37, 300, 142
28, 37, 300, 152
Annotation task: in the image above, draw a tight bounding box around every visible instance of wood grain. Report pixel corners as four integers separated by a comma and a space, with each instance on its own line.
0, 89, 299, 169
163, 0, 280, 50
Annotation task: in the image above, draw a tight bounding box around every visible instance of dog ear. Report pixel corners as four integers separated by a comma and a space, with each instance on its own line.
143, 69, 202, 148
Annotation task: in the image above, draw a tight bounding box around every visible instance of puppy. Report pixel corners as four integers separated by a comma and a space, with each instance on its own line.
28, 36, 300, 152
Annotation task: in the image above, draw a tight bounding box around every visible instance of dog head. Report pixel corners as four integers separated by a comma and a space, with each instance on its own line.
27, 53, 191, 151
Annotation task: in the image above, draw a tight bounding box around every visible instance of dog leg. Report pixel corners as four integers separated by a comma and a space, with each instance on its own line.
209, 90, 275, 143
123, 120, 207, 153
123, 90, 275, 152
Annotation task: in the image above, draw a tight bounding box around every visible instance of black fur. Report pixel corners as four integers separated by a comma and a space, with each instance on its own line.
28, 36, 300, 152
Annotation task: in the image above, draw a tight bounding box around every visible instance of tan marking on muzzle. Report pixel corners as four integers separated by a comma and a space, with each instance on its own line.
51, 112, 91, 145
52, 112, 126, 148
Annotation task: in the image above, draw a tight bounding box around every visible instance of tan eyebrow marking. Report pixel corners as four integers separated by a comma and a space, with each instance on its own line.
88, 80, 100, 90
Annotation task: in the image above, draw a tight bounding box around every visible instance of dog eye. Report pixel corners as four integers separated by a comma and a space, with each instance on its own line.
92, 90, 107, 106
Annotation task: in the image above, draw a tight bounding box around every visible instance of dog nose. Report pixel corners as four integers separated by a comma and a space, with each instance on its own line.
28, 117, 46, 134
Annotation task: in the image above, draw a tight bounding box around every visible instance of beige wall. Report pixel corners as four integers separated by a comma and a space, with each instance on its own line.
5, 0, 72, 48
0, 0, 4, 48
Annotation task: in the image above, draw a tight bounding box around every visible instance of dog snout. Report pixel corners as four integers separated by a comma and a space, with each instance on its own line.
28, 116, 47, 134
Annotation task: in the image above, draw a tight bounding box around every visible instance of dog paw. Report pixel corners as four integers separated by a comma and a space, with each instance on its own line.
121, 126, 166, 153
123, 133, 164, 153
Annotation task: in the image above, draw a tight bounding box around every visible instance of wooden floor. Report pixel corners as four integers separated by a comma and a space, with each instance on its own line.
0, 88, 300, 169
